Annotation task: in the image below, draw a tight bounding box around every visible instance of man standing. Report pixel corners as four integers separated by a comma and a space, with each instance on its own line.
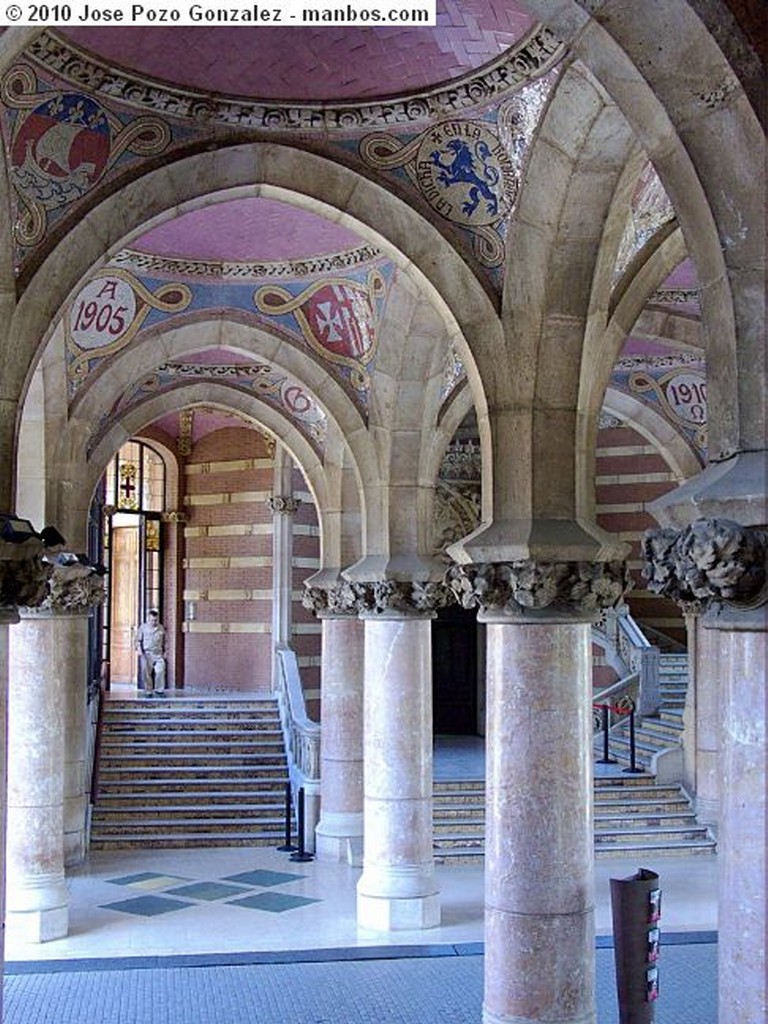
136, 608, 167, 696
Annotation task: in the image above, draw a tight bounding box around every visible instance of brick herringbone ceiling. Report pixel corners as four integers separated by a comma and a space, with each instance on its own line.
60, 0, 535, 101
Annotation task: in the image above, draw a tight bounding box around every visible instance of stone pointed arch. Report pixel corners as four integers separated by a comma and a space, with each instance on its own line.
524, 0, 764, 459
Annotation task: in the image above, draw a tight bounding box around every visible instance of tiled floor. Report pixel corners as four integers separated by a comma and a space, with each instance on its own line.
3, 732, 719, 1022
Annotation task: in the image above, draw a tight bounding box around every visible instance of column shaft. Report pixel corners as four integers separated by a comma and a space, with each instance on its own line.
62, 614, 89, 864
357, 615, 439, 930
7, 614, 69, 942
315, 615, 364, 863
714, 617, 767, 1024
483, 620, 595, 1024
688, 617, 720, 828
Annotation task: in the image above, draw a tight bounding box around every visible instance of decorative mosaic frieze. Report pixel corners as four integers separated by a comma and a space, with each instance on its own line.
254, 268, 386, 393
27, 26, 564, 132
65, 269, 192, 395
112, 245, 383, 281
611, 353, 707, 459
614, 161, 675, 281
598, 411, 624, 430
2, 63, 170, 251
642, 518, 768, 613
650, 287, 700, 306
440, 348, 466, 405
445, 559, 631, 618
90, 359, 327, 457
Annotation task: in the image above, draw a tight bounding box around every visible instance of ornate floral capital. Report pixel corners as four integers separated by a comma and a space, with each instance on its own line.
642, 517, 768, 613
329, 579, 455, 618
266, 496, 301, 515
302, 581, 359, 618
162, 510, 188, 524
0, 556, 52, 611
21, 567, 107, 616
445, 559, 631, 620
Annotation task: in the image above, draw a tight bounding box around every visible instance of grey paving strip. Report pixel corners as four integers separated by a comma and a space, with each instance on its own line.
3, 944, 718, 1024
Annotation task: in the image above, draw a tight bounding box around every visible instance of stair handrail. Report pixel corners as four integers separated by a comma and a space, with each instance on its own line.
592, 672, 639, 734
84, 672, 106, 844
274, 645, 320, 790
596, 607, 661, 717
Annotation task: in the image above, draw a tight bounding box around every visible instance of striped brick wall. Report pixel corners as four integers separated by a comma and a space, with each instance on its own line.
596, 422, 686, 645
290, 464, 321, 708
182, 428, 275, 691
179, 428, 321, 696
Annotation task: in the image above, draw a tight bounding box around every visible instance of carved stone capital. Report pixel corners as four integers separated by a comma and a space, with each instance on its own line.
162, 510, 188, 524
266, 495, 301, 515
302, 581, 359, 618
346, 580, 454, 618
642, 517, 768, 614
20, 567, 107, 617
0, 556, 52, 613
445, 559, 631, 621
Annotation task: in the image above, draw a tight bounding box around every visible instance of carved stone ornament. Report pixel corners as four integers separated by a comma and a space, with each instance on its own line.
21, 567, 107, 616
266, 496, 301, 515
0, 556, 52, 611
445, 559, 631, 619
642, 517, 768, 613
342, 579, 455, 617
161, 510, 188, 524
302, 581, 359, 618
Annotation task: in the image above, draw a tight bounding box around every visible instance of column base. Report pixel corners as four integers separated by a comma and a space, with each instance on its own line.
357, 888, 441, 931
7, 904, 69, 944
316, 811, 363, 865
5, 872, 69, 943
482, 1008, 596, 1024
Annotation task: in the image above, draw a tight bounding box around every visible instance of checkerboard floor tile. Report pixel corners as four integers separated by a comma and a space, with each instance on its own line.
227, 892, 321, 913
100, 895, 194, 917
221, 870, 307, 888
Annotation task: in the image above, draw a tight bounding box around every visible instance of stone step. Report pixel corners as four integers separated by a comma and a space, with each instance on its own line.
96, 778, 285, 795
99, 740, 286, 757
95, 788, 286, 805
98, 765, 288, 783
94, 802, 285, 819
90, 832, 284, 849
92, 815, 285, 834
103, 720, 282, 734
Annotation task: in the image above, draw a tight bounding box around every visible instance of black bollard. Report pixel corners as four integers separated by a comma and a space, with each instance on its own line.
277, 781, 297, 852
290, 787, 314, 862
597, 704, 618, 764
623, 704, 644, 774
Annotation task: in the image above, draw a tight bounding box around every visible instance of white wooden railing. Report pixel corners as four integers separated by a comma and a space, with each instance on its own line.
274, 645, 321, 851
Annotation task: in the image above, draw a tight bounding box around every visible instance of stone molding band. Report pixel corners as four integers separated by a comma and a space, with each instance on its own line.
445, 559, 631, 621
642, 517, 768, 613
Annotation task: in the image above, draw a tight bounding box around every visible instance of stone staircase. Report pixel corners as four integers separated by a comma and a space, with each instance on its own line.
90, 696, 289, 849
606, 652, 688, 772
433, 653, 715, 863
432, 774, 716, 863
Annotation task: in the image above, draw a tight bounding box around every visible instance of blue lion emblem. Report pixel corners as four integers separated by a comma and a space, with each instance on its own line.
429, 139, 501, 218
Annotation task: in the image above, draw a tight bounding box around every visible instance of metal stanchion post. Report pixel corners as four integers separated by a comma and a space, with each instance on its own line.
623, 704, 644, 774
597, 703, 618, 764
277, 781, 297, 852
290, 787, 314, 862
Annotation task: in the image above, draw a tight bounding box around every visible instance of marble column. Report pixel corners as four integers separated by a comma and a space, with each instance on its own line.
685, 615, 720, 829
0, 610, 17, 1003
62, 613, 90, 865
643, 517, 767, 1024
354, 581, 443, 931
305, 585, 364, 865
447, 559, 629, 1024
7, 610, 69, 942
268, 449, 300, 688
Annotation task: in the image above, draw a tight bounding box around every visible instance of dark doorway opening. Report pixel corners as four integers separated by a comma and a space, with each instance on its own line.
432, 604, 479, 735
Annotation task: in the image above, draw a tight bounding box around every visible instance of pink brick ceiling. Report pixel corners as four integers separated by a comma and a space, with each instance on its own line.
133, 198, 364, 261
60, 1, 535, 101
